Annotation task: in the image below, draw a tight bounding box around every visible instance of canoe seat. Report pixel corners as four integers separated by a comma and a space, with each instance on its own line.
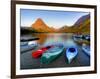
69, 48, 75, 52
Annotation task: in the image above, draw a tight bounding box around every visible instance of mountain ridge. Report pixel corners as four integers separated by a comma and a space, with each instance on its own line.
31, 18, 55, 32
58, 14, 90, 34
22, 14, 90, 34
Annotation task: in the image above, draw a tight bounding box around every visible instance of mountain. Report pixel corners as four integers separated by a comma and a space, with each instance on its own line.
22, 14, 90, 34
58, 25, 76, 33
58, 14, 90, 34
74, 14, 90, 27
31, 18, 55, 32
75, 14, 90, 34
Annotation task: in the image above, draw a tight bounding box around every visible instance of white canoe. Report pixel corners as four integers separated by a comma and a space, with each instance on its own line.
20, 44, 38, 53
82, 44, 90, 56
20, 41, 38, 53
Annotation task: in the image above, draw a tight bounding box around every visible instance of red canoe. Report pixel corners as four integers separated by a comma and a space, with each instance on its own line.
32, 46, 53, 58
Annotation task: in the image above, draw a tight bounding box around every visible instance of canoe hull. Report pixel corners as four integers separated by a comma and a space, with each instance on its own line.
66, 47, 78, 64
82, 44, 90, 56
32, 46, 53, 58
20, 44, 37, 53
41, 45, 64, 64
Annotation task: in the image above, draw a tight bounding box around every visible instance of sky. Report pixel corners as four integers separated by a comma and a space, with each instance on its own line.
21, 9, 89, 29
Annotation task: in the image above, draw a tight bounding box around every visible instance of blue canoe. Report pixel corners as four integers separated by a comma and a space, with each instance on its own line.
66, 47, 78, 64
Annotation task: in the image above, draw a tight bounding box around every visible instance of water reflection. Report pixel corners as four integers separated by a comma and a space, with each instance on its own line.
32, 33, 48, 45
32, 33, 77, 47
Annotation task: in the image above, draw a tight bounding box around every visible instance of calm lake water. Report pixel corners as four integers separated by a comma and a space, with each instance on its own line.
31, 33, 77, 47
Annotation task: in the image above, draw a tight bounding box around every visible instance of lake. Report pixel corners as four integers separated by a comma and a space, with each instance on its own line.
31, 33, 77, 47
20, 33, 90, 69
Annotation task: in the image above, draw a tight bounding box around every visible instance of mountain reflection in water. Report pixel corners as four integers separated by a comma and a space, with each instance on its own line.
32, 33, 77, 47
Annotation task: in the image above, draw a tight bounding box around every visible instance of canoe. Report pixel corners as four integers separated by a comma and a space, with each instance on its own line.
21, 37, 39, 42
20, 42, 28, 46
41, 45, 64, 64
32, 45, 53, 58
82, 44, 90, 56
20, 44, 38, 53
66, 47, 78, 64
85, 35, 90, 41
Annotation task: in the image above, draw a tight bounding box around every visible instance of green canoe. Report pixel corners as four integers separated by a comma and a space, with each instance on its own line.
41, 45, 64, 64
